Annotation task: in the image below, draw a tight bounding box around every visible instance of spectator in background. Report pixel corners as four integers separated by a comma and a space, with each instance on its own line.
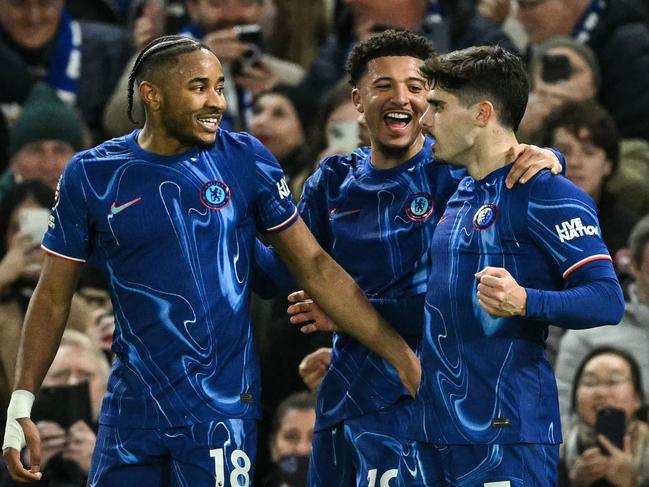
0, 84, 85, 202
518, 36, 600, 143
0, 329, 111, 487
559, 347, 649, 487
538, 99, 638, 257
179, 0, 305, 130
312, 79, 368, 162
74, 267, 115, 362
516, 0, 649, 142
301, 0, 517, 97
262, 391, 316, 487
249, 84, 317, 201
0, 0, 132, 143
102, 0, 169, 137
265, 0, 330, 70
519, 38, 649, 219
0, 183, 90, 417
556, 215, 649, 432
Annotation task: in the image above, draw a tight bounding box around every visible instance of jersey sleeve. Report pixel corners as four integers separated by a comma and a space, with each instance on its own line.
527, 174, 612, 279
41, 155, 91, 262
524, 174, 624, 328
297, 161, 334, 250
251, 238, 296, 298
250, 137, 298, 233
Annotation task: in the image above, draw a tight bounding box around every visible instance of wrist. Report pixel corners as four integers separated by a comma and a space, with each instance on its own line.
3, 390, 35, 451
8, 390, 35, 419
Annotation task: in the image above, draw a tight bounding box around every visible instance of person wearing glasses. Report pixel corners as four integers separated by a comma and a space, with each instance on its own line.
560, 347, 649, 487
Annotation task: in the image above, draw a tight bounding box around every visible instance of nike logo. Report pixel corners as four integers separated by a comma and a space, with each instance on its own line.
110, 197, 142, 215
329, 208, 361, 221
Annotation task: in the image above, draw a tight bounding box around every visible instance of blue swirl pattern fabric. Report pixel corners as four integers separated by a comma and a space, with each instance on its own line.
43, 129, 297, 428
412, 166, 614, 446
297, 138, 463, 432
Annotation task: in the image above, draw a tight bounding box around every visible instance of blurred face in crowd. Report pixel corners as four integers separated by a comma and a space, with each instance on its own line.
532, 47, 597, 101
250, 93, 305, 160
5, 197, 48, 282
0, 0, 65, 51
186, 0, 262, 33
516, 0, 585, 44
353, 56, 427, 163
550, 126, 611, 202
270, 407, 315, 461
576, 353, 642, 428
343, 0, 422, 31
11, 140, 74, 191
43, 344, 109, 421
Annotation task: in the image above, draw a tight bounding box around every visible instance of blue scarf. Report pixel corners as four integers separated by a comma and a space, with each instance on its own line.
573, 0, 606, 43
47, 9, 82, 104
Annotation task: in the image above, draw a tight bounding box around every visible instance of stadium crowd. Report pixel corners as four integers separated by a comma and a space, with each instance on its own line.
1, 0, 648, 486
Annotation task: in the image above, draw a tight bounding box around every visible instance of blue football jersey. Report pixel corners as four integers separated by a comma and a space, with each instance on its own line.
412, 166, 614, 445
43, 129, 297, 428
298, 138, 463, 432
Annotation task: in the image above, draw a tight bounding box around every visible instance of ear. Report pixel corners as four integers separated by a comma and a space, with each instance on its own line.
352, 88, 363, 114
139, 81, 163, 112
475, 101, 494, 128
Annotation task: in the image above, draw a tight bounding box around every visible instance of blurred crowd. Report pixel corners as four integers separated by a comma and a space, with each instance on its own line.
0, 0, 648, 485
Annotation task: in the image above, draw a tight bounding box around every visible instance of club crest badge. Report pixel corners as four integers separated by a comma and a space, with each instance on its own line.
200, 180, 231, 210
473, 204, 498, 231
405, 192, 434, 222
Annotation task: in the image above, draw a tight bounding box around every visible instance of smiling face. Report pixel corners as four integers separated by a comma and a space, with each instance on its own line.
352, 56, 427, 165
0, 0, 64, 51
576, 353, 642, 428
151, 49, 226, 152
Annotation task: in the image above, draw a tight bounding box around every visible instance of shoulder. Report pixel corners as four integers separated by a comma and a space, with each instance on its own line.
310, 149, 367, 186
527, 171, 596, 207
318, 148, 367, 174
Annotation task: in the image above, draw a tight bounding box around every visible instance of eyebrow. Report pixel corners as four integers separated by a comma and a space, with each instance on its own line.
371, 76, 425, 84
188, 76, 225, 85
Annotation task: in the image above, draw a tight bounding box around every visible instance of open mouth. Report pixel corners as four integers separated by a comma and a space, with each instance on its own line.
384, 111, 412, 130
197, 115, 221, 132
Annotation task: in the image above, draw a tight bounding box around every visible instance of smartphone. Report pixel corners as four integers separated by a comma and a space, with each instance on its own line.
18, 207, 50, 244
326, 120, 360, 154
231, 24, 263, 76
31, 382, 93, 429
595, 407, 626, 453
541, 54, 572, 83
277, 454, 309, 487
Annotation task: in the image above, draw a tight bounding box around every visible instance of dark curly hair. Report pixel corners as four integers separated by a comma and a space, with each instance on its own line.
420, 45, 528, 131
346, 29, 436, 87
538, 99, 620, 174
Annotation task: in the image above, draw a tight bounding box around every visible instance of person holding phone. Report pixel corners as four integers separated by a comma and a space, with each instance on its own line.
518, 36, 601, 143
180, 0, 305, 130
560, 347, 649, 487
0, 183, 100, 421
27, 330, 110, 486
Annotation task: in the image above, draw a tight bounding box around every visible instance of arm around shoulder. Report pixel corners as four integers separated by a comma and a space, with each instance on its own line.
265, 218, 421, 396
